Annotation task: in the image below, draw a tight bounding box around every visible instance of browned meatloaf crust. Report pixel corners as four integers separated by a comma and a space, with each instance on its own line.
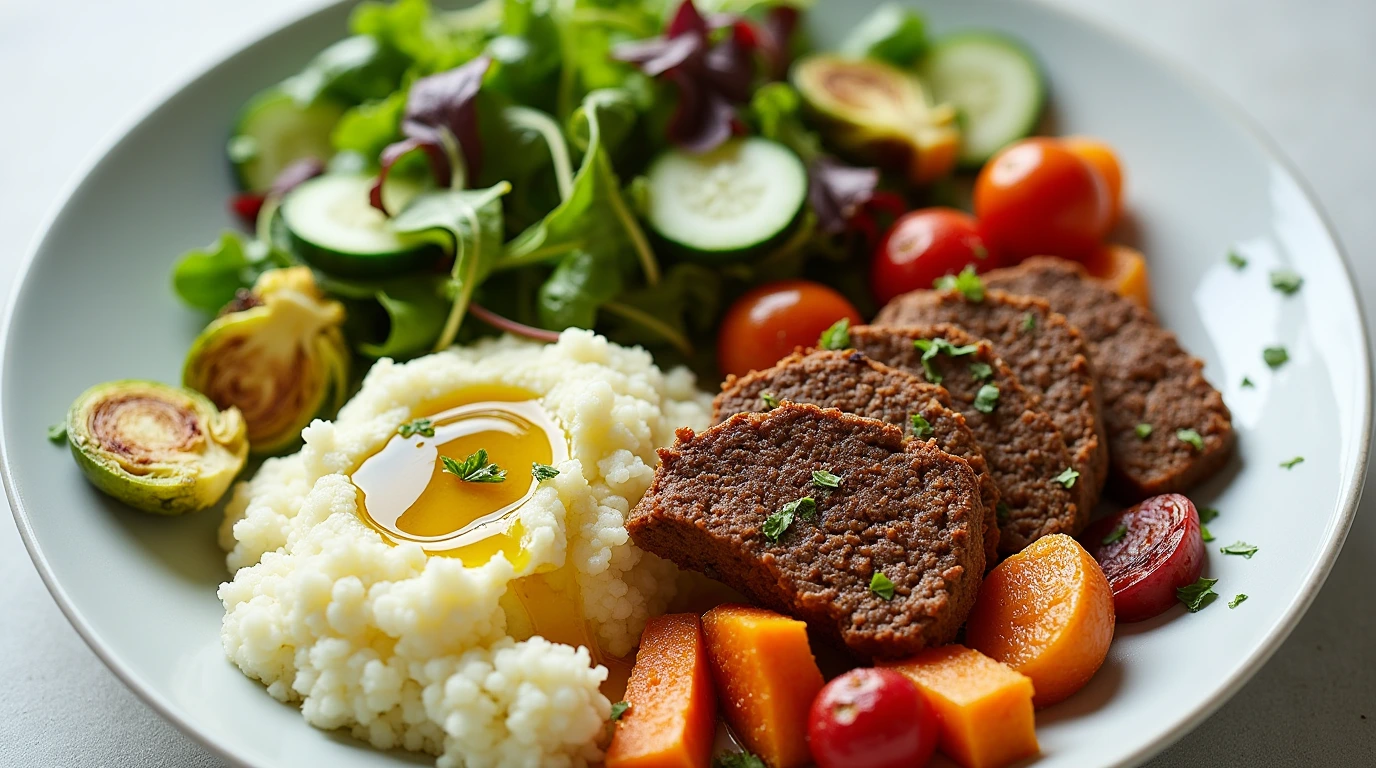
850, 324, 1088, 554
712, 349, 1000, 564
982, 257, 1235, 499
874, 288, 1109, 507
627, 402, 985, 659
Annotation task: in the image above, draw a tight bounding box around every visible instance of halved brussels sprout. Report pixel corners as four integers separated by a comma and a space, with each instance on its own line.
793, 54, 961, 184
184, 267, 350, 455
66, 380, 248, 515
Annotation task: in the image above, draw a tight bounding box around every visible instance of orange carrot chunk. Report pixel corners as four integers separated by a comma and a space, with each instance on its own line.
701, 605, 825, 768
881, 645, 1039, 768
606, 613, 717, 768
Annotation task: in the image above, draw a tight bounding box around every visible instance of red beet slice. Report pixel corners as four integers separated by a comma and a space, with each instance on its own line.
1082, 493, 1205, 622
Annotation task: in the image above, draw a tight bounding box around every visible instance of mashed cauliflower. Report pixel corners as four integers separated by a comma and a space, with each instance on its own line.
217, 331, 711, 767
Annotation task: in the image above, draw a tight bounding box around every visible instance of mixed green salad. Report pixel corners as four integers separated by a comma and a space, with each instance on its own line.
169, 0, 1046, 456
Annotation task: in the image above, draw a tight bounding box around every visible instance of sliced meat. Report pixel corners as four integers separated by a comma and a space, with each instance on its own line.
850, 324, 1088, 554
982, 257, 1235, 498
627, 403, 985, 659
713, 349, 1000, 563
874, 288, 1109, 506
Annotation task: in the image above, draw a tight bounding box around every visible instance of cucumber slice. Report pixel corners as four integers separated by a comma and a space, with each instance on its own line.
645, 138, 808, 261
229, 87, 347, 191
920, 33, 1046, 167
280, 174, 442, 278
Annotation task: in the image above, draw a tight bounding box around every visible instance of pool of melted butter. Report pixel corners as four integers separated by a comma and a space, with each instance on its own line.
351, 385, 631, 697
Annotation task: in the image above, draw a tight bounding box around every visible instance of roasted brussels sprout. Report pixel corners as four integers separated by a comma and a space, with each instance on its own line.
184, 267, 350, 455
66, 380, 248, 515
792, 54, 960, 184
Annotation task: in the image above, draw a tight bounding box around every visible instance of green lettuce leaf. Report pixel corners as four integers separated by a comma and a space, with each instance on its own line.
600, 263, 722, 362
538, 249, 624, 330
839, 3, 927, 65
332, 90, 407, 160
281, 35, 410, 106
171, 232, 291, 313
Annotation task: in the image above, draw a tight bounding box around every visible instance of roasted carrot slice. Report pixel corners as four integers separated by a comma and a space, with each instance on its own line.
882, 645, 1039, 768
701, 605, 824, 768
606, 613, 716, 768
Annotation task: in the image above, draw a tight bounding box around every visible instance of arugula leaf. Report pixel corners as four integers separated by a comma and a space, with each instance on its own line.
1220, 541, 1258, 559
1135, 423, 1153, 439
1176, 428, 1205, 452
440, 449, 507, 483
398, 417, 435, 438
818, 318, 852, 350
973, 384, 1000, 414
1229, 594, 1248, 609
869, 571, 896, 601
532, 462, 560, 482
839, 3, 928, 64
171, 232, 289, 313
47, 423, 67, 444
1263, 346, 1289, 369
910, 412, 934, 438
934, 265, 985, 302
1054, 467, 1080, 488
812, 470, 841, 489
538, 249, 625, 330
600, 263, 721, 360
1270, 269, 1304, 295
1177, 577, 1219, 612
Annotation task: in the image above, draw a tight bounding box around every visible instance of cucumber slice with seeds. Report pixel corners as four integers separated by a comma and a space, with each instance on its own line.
280, 174, 443, 278
920, 33, 1046, 167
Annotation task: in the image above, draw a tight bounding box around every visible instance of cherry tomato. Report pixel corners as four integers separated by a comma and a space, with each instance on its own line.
717, 280, 863, 378
1082, 493, 1205, 622
1062, 136, 1125, 226
807, 668, 938, 768
870, 208, 998, 306
974, 137, 1112, 263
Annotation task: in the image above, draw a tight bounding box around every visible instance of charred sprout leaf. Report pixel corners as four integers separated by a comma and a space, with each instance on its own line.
532, 462, 560, 482
839, 3, 928, 65
818, 318, 852, 350
1269, 269, 1304, 296
760, 392, 781, 410
1176, 428, 1205, 452
609, 701, 630, 722
441, 449, 507, 483
811, 469, 841, 489
171, 231, 291, 314
1177, 577, 1219, 613
935, 265, 985, 302
66, 380, 248, 515
184, 268, 350, 455
47, 423, 67, 444
869, 571, 896, 601
910, 412, 934, 438
398, 418, 435, 438
973, 384, 1000, 414
1054, 466, 1080, 488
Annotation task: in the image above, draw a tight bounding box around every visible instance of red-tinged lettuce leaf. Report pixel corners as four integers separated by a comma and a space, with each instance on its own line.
759, 6, 800, 79
808, 156, 881, 235
270, 157, 326, 198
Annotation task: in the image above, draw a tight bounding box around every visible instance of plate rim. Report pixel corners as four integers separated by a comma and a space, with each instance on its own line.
2, 1, 1370, 767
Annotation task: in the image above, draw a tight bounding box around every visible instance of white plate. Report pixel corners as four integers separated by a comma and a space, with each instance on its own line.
2, 1, 1369, 767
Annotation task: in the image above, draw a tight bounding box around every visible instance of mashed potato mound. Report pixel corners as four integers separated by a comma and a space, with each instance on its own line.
218, 331, 711, 767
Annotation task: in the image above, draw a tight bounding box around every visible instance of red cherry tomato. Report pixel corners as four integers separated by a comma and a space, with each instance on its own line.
807, 668, 938, 768
1082, 493, 1205, 622
870, 208, 998, 306
974, 137, 1112, 263
717, 280, 863, 378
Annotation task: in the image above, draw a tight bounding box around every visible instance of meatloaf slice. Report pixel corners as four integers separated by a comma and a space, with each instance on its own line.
712, 349, 1000, 563
874, 288, 1109, 506
627, 403, 985, 659
983, 257, 1235, 498
850, 324, 1088, 554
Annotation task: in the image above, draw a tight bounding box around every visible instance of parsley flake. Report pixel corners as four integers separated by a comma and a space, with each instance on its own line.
934, 265, 985, 302
996, 502, 1011, 523
440, 450, 507, 483
1102, 524, 1128, 544
1200, 523, 1216, 542
760, 391, 781, 410
1022, 312, 1037, 333
1220, 541, 1259, 559
532, 463, 560, 482
869, 571, 896, 601
1263, 346, 1289, 369
398, 418, 435, 438
1270, 269, 1304, 295
1176, 428, 1205, 451
1227, 250, 1248, 269
46, 423, 67, 443
973, 384, 1000, 414
1241, 376, 1255, 388
818, 318, 852, 350
1135, 423, 1153, 439
764, 497, 816, 542
1177, 577, 1219, 612
1054, 467, 1080, 488
811, 469, 841, 489
969, 362, 994, 381
1229, 594, 1248, 609
1280, 456, 1304, 469
714, 753, 767, 768
912, 338, 979, 384
1198, 507, 1220, 524
609, 701, 630, 721
910, 412, 934, 438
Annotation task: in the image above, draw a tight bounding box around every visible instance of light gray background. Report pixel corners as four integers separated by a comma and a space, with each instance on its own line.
1, 0, 1372, 766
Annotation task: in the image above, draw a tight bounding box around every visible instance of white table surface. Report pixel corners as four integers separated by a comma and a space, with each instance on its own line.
2, 0, 1373, 766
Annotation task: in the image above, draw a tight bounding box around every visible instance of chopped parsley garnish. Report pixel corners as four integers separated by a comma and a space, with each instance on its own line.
760, 391, 781, 410
1227, 250, 1248, 269
1177, 577, 1219, 612
1270, 269, 1304, 295
973, 384, 1000, 414
1241, 376, 1255, 388
398, 417, 435, 438
1022, 312, 1037, 333
46, 423, 67, 443
1229, 594, 1248, 609
912, 338, 978, 384
910, 412, 934, 438
609, 701, 630, 721
1280, 456, 1305, 469
996, 502, 1011, 523
869, 571, 896, 601
934, 265, 985, 302
1220, 541, 1259, 559
1198, 507, 1220, 524
1200, 523, 1216, 542
1054, 467, 1080, 488
1263, 346, 1289, 369
969, 362, 994, 381
818, 318, 852, 350
532, 463, 560, 482
811, 469, 841, 489
440, 450, 507, 483
1102, 524, 1128, 544
764, 497, 816, 542
713, 753, 767, 768
1135, 423, 1153, 440
1176, 428, 1205, 451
